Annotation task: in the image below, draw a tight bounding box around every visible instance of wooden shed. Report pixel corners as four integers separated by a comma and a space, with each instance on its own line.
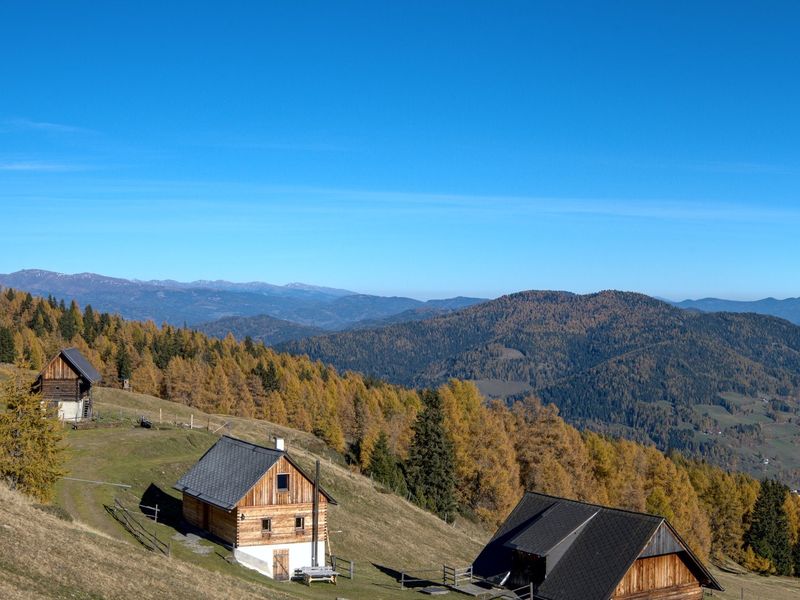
174, 435, 337, 580
32, 347, 101, 422
472, 492, 723, 600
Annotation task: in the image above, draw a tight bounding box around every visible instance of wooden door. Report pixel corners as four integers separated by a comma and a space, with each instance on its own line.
273, 549, 290, 581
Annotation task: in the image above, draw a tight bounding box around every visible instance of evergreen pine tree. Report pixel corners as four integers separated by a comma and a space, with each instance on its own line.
116, 344, 132, 381
367, 431, 407, 495
58, 300, 82, 341
83, 305, 97, 343
5, 288, 15, 301
405, 389, 456, 520
0, 326, 15, 363
0, 378, 65, 502
745, 479, 793, 575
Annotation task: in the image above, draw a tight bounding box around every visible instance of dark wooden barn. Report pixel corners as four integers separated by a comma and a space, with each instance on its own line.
472, 492, 723, 600
32, 347, 101, 422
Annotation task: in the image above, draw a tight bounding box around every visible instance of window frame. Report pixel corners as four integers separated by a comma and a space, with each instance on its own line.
294, 515, 305, 532
261, 518, 272, 536
276, 472, 290, 492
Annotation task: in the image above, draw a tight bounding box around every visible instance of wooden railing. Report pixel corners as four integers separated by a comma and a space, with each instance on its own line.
328, 554, 354, 579
443, 564, 473, 586
107, 498, 170, 556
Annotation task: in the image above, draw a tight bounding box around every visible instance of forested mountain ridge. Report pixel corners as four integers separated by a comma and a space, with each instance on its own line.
0, 269, 486, 329
3, 285, 800, 574
673, 296, 800, 325
280, 290, 800, 470
195, 314, 326, 346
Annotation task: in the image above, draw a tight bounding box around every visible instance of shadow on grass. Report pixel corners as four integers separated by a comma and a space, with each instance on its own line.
371, 562, 438, 590
140, 483, 182, 528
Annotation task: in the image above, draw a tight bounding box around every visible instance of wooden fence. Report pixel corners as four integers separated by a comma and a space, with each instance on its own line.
328, 554, 355, 579
107, 498, 170, 556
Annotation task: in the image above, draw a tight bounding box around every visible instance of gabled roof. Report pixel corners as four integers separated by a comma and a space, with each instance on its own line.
38, 347, 102, 383
173, 435, 336, 511
473, 492, 723, 600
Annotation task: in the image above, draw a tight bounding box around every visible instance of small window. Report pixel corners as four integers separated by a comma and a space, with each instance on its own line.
295, 516, 305, 531
261, 518, 271, 534
277, 473, 289, 492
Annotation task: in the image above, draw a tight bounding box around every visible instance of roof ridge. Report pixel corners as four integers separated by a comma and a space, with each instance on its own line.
524, 490, 664, 521
220, 434, 283, 454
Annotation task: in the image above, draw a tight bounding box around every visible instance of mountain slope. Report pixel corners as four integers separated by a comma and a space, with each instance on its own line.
280, 290, 800, 455
196, 314, 326, 345
674, 296, 800, 325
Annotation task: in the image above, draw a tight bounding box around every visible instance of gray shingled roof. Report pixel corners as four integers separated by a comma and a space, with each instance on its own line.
174, 436, 336, 511
60, 347, 102, 382
505, 501, 598, 556
473, 492, 722, 600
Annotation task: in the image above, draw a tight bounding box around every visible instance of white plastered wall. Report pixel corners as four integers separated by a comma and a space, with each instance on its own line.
58, 400, 84, 422
234, 540, 327, 579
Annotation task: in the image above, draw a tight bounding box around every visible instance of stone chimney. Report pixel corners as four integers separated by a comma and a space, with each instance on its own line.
274, 436, 285, 451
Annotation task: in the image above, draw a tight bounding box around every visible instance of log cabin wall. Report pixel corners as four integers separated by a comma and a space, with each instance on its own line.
207, 503, 237, 544
182, 493, 203, 528
238, 457, 320, 506
236, 499, 329, 547
182, 493, 238, 546
40, 379, 80, 402
612, 554, 703, 600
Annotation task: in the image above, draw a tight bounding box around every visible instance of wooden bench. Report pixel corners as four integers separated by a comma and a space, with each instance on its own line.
296, 566, 338, 585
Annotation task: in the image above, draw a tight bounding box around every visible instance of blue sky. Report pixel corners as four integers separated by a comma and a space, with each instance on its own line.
1, 2, 798, 300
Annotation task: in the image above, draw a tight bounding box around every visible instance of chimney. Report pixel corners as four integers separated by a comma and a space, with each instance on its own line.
274, 436, 285, 451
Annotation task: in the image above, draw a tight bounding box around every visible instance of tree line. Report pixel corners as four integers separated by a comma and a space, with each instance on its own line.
1, 287, 799, 575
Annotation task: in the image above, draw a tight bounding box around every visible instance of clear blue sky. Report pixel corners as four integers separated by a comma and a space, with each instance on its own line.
1, 1, 798, 300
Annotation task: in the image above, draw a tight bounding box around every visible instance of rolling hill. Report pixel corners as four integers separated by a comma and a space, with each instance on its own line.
280, 290, 800, 470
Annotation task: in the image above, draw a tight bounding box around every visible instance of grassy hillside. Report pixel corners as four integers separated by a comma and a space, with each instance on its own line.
3, 386, 799, 599
48, 387, 486, 599
280, 290, 800, 480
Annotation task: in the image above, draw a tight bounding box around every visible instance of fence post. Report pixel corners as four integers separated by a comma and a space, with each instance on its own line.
349, 559, 354, 580
400, 572, 405, 590
154, 504, 159, 524
443, 565, 446, 585
530, 582, 534, 598
190, 414, 193, 429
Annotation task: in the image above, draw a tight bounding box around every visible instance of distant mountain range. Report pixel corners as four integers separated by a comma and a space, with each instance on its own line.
0, 269, 486, 332
672, 297, 800, 325
279, 290, 800, 466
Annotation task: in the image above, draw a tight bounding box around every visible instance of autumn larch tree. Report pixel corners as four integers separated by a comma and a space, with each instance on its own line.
0, 377, 66, 503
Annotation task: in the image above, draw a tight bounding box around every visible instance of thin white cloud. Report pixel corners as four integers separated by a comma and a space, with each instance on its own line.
0, 161, 90, 172
1, 117, 94, 134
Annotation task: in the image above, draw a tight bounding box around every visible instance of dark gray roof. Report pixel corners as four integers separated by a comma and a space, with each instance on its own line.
473, 492, 723, 600
505, 501, 598, 556
174, 435, 336, 511
60, 347, 102, 382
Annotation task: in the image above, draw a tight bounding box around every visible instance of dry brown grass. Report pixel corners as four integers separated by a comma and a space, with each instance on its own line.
0, 483, 291, 599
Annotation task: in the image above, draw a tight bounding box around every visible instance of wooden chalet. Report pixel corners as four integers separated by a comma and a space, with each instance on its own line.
174, 435, 337, 580
472, 492, 723, 600
32, 347, 101, 421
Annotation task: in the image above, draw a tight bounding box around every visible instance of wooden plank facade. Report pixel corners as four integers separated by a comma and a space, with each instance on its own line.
181, 454, 330, 548
612, 554, 703, 600
32, 349, 100, 421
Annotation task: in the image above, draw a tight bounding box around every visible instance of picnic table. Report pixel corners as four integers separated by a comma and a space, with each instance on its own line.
296, 566, 339, 585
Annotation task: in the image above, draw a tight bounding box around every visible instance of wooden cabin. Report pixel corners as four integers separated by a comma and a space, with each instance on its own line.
472, 492, 723, 600
32, 347, 101, 422
174, 435, 337, 580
